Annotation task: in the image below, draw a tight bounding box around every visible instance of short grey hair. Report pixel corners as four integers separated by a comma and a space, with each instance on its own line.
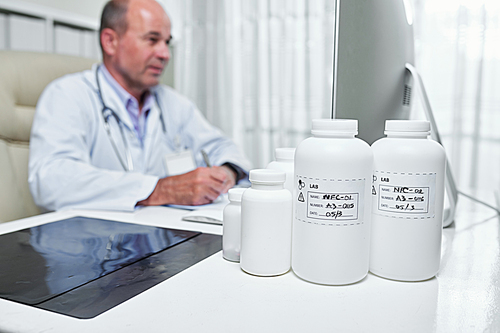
99, 0, 129, 51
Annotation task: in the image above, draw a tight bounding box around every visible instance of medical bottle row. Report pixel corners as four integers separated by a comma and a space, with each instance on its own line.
223, 119, 446, 284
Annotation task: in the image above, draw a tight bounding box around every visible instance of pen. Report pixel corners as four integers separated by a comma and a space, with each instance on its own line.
201, 149, 212, 167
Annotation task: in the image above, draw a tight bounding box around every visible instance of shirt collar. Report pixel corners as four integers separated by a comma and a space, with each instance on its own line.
99, 64, 154, 114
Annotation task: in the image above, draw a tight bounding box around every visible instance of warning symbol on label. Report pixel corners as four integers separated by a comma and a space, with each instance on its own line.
372, 186, 377, 195
298, 192, 305, 202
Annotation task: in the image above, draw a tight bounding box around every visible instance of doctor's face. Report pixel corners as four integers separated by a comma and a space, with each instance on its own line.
113, 0, 171, 95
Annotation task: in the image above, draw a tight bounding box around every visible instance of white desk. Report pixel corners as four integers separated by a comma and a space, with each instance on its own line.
0, 193, 499, 333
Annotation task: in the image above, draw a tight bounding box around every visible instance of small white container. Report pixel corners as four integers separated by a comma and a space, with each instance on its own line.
293, 119, 373, 285
370, 120, 446, 281
267, 148, 295, 195
240, 169, 292, 276
222, 188, 247, 262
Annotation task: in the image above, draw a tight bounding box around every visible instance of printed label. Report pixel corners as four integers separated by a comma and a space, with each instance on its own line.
296, 175, 366, 226
372, 171, 436, 218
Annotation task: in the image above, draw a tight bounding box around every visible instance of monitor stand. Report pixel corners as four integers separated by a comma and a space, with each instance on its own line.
405, 63, 458, 227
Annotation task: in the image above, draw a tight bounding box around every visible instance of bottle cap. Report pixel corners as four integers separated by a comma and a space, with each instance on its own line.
311, 119, 358, 136
228, 188, 246, 202
275, 148, 295, 161
249, 169, 286, 184
385, 120, 430, 133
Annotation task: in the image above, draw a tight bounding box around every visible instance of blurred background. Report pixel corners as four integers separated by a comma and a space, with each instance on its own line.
0, 0, 498, 195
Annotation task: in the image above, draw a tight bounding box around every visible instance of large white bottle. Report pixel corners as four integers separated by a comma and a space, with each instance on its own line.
370, 120, 446, 281
292, 119, 373, 285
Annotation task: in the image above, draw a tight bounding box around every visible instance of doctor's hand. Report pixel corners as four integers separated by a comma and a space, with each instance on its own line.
137, 165, 237, 206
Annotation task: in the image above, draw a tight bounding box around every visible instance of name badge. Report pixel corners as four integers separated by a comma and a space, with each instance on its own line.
164, 149, 196, 176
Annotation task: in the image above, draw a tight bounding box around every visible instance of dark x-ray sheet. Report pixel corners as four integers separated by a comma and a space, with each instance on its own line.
0, 216, 221, 318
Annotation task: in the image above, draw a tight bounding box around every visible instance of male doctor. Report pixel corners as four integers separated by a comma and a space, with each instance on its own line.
28, 0, 251, 211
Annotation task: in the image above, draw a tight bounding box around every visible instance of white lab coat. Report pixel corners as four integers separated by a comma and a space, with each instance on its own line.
29, 64, 251, 212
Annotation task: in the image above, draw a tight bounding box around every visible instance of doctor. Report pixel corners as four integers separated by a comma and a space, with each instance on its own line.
29, 0, 251, 211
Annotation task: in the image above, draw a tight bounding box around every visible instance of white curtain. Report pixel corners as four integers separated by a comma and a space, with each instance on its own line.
172, 0, 334, 168
412, 0, 500, 192
170, 0, 499, 192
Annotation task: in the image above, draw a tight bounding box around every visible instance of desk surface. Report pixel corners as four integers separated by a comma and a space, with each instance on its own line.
0, 193, 499, 333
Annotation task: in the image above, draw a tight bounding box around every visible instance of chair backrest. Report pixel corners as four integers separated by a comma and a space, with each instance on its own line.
0, 51, 96, 223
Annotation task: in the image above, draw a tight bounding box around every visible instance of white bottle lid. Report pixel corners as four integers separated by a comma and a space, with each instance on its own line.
275, 148, 295, 161
385, 120, 430, 134
249, 169, 286, 184
311, 119, 358, 136
228, 188, 246, 202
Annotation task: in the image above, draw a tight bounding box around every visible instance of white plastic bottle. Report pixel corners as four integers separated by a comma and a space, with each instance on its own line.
222, 188, 247, 262
240, 169, 292, 276
370, 120, 446, 281
292, 119, 373, 285
267, 148, 295, 195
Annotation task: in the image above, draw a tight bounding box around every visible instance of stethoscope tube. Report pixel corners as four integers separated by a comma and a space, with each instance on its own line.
95, 65, 166, 172
102, 108, 134, 172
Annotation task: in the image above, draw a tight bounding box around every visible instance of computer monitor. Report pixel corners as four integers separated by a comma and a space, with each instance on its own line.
331, 0, 415, 145
331, 0, 457, 226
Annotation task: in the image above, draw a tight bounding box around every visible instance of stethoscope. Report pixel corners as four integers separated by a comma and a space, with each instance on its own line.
95, 65, 167, 172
